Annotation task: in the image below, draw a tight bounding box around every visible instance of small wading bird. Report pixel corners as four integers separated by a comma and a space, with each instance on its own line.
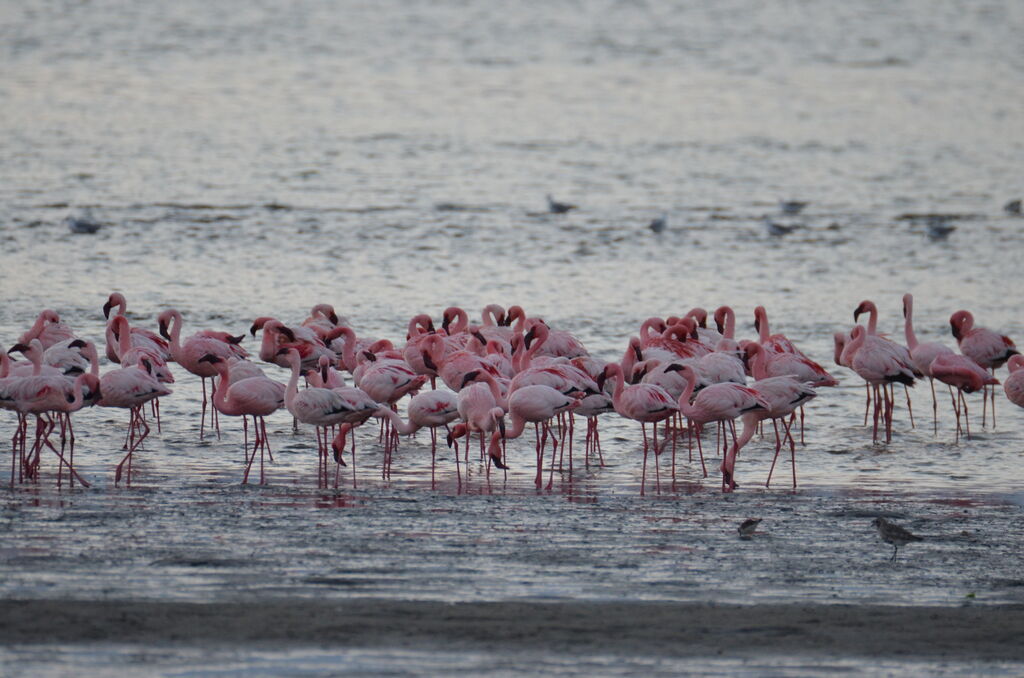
64, 209, 103, 234
872, 517, 923, 562
779, 200, 808, 215
738, 518, 761, 539
546, 194, 577, 214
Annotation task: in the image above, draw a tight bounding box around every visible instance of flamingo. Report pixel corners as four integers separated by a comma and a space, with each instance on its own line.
666, 364, 770, 492
523, 318, 588, 359
902, 294, 955, 433
420, 334, 501, 392
158, 309, 248, 439
98, 360, 173, 485
929, 354, 1000, 443
40, 339, 93, 375
855, 299, 918, 427
949, 309, 1018, 427
599, 363, 678, 494
108, 315, 174, 429
502, 384, 581, 488
17, 310, 77, 350
102, 293, 170, 362
842, 326, 916, 444
354, 352, 428, 473
742, 343, 818, 488
447, 371, 508, 477
3, 371, 99, 487
251, 317, 333, 370
280, 348, 378, 487
372, 390, 459, 482
301, 303, 349, 339
752, 306, 806, 357
200, 354, 286, 484
402, 314, 440, 384
1003, 356, 1024, 410
574, 392, 614, 468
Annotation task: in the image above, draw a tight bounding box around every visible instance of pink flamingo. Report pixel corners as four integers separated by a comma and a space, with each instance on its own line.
402, 314, 440, 384
372, 390, 459, 483
1003, 355, 1024, 410
447, 371, 508, 478
40, 339, 93, 375
574, 392, 614, 468
102, 293, 170, 362
158, 309, 247, 439
929, 354, 1000, 443
753, 306, 806, 357
110, 317, 175, 383
855, 299, 918, 427
252, 317, 333, 370
502, 384, 581, 489
301, 303, 349, 340
902, 294, 955, 433
949, 309, 1018, 428
523, 318, 588, 359
4, 340, 78, 482
842, 326, 916, 444
742, 343, 818, 488
354, 352, 428, 474
666, 364, 770, 492
17, 310, 77, 350
4, 370, 99, 487
599, 363, 678, 495
98, 360, 173, 485
280, 348, 378, 487
420, 334, 501, 392
200, 354, 286, 484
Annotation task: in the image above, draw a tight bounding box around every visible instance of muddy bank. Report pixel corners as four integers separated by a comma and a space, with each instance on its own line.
3, 599, 1022, 660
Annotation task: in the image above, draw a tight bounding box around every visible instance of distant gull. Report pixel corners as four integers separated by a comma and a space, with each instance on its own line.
926, 215, 956, 240
779, 200, 808, 215
546, 194, 578, 214
1005, 199, 1022, 215
649, 215, 667, 233
763, 216, 800, 236
64, 209, 103, 234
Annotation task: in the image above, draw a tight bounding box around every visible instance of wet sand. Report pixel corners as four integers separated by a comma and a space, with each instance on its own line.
3, 599, 1023, 660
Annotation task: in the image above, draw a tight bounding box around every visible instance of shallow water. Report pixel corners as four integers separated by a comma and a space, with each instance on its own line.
2, 0, 1024, 675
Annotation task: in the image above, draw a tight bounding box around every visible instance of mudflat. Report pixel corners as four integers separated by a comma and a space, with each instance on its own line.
3, 599, 1022, 660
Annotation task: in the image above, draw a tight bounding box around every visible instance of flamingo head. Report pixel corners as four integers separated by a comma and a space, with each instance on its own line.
853, 300, 875, 323
459, 370, 481, 389
713, 306, 729, 335
685, 307, 708, 329
949, 310, 972, 340
8, 343, 29, 355
901, 293, 913, 319
446, 423, 468, 447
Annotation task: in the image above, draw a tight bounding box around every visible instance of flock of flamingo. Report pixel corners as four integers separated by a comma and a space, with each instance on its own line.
1, 293, 1021, 494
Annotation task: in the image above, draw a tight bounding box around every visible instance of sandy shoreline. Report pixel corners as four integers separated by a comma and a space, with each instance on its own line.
2, 599, 1022, 660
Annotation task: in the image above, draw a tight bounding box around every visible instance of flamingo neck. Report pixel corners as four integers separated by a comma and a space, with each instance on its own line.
904, 302, 919, 350
722, 308, 735, 339
865, 307, 878, 334
750, 346, 769, 380
677, 373, 697, 418
284, 355, 301, 410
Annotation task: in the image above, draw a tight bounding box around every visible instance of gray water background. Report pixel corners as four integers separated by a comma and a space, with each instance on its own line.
2, 1, 1024, 675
